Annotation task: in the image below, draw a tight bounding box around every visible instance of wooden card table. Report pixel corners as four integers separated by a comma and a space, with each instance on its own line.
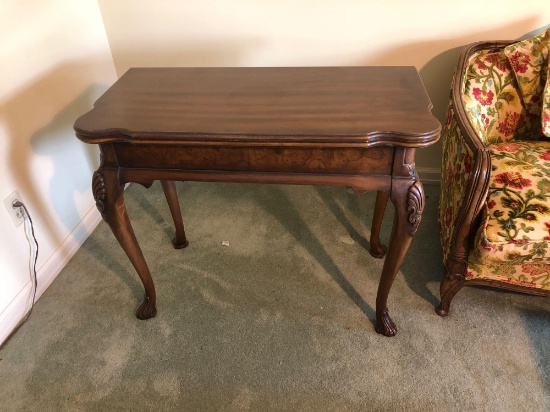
74, 67, 440, 336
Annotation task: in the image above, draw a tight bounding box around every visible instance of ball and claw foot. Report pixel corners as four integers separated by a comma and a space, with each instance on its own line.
172, 237, 189, 249
375, 308, 397, 337
135, 295, 157, 320
369, 243, 387, 259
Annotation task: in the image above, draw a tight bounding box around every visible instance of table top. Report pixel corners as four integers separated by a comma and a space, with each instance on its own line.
74, 66, 440, 147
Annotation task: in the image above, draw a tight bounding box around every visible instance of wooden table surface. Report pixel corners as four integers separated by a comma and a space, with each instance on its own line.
75, 67, 439, 146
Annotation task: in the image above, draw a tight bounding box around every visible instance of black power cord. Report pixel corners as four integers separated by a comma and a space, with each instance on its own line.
0, 201, 39, 348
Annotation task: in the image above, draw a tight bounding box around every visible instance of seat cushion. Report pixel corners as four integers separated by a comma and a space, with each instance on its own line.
467, 140, 550, 289
486, 140, 550, 243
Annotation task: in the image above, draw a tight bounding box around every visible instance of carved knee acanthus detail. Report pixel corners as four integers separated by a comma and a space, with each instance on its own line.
92, 171, 106, 219
407, 180, 424, 235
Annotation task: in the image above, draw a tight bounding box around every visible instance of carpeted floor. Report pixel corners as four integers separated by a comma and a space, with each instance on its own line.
1, 181, 549, 411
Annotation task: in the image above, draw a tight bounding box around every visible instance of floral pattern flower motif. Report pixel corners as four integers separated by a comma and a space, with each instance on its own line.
492, 142, 523, 152
472, 88, 494, 106
484, 52, 509, 71
507, 51, 530, 74
521, 263, 550, 276
493, 171, 531, 189
497, 112, 526, 137
473, 57, 489, 71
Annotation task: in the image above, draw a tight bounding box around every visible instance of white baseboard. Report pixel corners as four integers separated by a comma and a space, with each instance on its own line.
417, 167, 440, 185
0, 205, 101, 346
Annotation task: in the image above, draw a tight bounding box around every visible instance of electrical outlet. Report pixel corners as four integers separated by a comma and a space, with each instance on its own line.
3, 190, 25, 227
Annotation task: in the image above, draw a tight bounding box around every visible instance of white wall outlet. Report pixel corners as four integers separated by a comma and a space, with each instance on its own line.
3, 191, 25, 227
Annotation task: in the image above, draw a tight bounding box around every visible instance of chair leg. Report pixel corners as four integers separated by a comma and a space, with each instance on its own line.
160, 180, 189, 249
436, 269, 466, 317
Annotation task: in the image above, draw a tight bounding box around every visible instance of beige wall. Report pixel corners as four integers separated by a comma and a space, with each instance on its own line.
97, 0, 550, 176
0, 1, 117, 343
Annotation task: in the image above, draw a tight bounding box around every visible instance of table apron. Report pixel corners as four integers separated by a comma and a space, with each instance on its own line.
117, 168, 392, 193
112, 143, 394, 175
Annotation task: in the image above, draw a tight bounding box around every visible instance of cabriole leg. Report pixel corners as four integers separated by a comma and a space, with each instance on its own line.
93, 169, 157, 319
160, 180, 189, 249
370, 190, 389, 258
375, 180, 424, 336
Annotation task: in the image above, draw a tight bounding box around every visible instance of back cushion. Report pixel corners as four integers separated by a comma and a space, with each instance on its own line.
462, 48, 544, 145
504, 29, 550, 138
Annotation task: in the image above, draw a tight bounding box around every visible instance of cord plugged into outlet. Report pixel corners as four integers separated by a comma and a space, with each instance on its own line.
0, 196, 39, 348
12, 200, 24, 211
4, 190, 26, 227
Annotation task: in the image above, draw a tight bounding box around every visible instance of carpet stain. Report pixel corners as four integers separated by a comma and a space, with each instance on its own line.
229, 386, 257, 411
182, 264, 233, 291
89, 328, 135, 400
257, 308, 283, 324
152, 371, 181, 397
157, 319, 173, 338
200, 287, 234, 310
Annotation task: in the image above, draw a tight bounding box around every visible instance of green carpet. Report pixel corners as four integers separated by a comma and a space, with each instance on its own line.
1, 182, 549, 411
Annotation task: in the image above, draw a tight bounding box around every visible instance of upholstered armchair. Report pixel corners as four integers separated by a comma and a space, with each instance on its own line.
438, 29, 550, 316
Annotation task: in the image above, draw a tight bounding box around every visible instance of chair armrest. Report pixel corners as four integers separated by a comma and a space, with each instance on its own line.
440, 100, 489, 275
439, 42, 506, 275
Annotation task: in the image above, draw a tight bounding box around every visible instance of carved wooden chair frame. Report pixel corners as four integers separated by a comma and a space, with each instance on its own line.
437, 40, 550, 316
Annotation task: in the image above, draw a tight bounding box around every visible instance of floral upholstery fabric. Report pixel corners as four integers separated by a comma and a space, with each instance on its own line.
464, 48, 544, 144
439, 100, 475, 262
503, 28, 550, 138
440, 31, 550, 291
467, 141, 550, 289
